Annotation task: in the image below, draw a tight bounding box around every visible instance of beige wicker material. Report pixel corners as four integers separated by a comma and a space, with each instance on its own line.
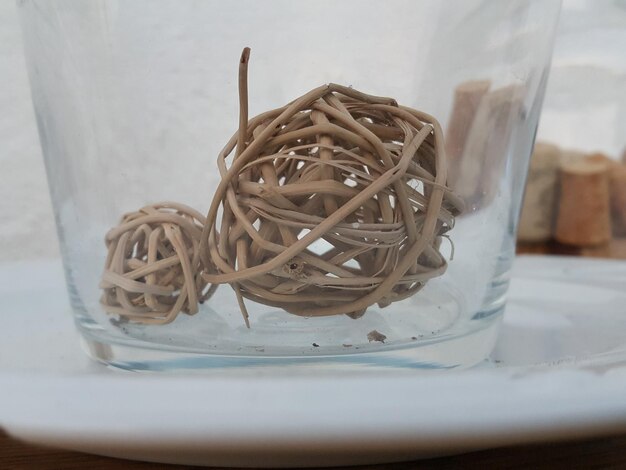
100, 202, 216, 324
196, 48, 463, 320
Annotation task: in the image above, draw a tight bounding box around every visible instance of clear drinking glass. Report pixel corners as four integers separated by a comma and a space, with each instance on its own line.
18, 0, 561, 370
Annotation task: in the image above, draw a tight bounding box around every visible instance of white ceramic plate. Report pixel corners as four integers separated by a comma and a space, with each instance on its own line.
1, 256, 626, 467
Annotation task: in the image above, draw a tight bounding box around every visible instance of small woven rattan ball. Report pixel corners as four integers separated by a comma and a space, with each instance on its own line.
100, 202, 216, 325
198, 49, 463, 320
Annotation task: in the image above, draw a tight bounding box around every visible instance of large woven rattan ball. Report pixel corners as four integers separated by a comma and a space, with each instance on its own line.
100, 202, 216, 324
200, 64, 463, 319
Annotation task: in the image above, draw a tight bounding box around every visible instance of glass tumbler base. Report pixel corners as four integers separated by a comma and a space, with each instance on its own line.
78, 314, 502, 373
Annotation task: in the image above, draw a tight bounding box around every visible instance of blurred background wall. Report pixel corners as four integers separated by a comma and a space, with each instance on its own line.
537, 0, 626, 157
0, 0, 624, 261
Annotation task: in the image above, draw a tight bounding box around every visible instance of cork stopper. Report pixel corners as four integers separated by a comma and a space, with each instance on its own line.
517, 142, 561, 242
555, 159, 612, 246
609, 164, 626, 236
578, 153, 626, 236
